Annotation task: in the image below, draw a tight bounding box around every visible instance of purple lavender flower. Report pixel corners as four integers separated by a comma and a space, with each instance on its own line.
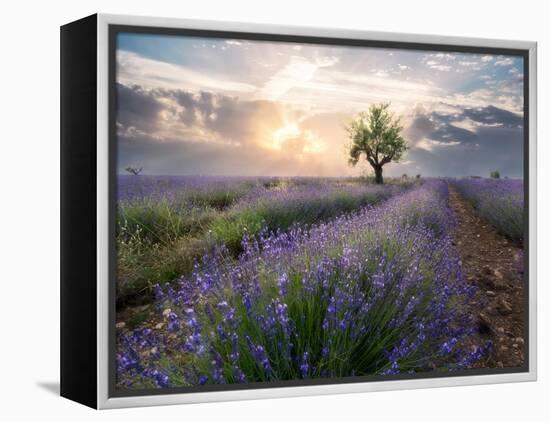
300, 352, 310, 378
117, 179, 489, 388
277, 273, 289, 297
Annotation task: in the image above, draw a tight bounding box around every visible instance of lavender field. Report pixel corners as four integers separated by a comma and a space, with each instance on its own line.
116, 176, 411, 303
450, 178, 524, 242
114, 175, 525, 389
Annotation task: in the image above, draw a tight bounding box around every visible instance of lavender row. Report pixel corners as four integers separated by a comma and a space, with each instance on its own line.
117, 180, 486, 389
451, 178, 524, 242
116, 177, 410, 302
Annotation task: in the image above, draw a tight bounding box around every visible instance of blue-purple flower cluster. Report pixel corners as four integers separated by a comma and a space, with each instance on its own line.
117, 180, 483, 389
451, 178, 524, 241
118, 175, 265, 203
116, 176, 409, 302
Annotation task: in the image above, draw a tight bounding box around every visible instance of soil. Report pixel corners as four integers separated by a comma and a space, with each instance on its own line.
448, 185, 525, 368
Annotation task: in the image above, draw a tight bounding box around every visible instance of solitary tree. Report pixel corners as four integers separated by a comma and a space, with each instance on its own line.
347, 103, 408, 184
125, 166, 143, 176
490, 170, 500, 179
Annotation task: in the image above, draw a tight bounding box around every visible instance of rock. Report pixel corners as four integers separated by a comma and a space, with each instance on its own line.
515, 337, 525, 345
497, 361, 504, 368
162, 308, 172, 317
155, 322, 165, 330
486, 290, 497, 297
497, 327, 505, 334
500, 345, 509, 352
478, 268, 509, 289
513, 344, 519, 348
136, 304, 151, 313
484, 276, 506, 291
497, 299, 513, 315
478, 312, 493, 334
115, 322, 126, 329
478, 274, 492, 288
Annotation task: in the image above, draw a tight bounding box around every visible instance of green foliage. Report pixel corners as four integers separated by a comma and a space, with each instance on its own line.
210, 190, 390, 255
490, 170, 500, 179
116, 198, 221, 304
117, 198, 217, 245
186, 189, 243, 210
115, 179, 411, 305
125, 166, 143, 175
116, 219, 212, 305
192, 237, 443, 380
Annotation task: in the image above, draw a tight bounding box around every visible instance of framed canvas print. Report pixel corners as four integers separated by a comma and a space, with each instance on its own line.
60, 13, 537, 409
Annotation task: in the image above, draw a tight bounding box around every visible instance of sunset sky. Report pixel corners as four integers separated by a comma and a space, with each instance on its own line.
116, 32, 524, 178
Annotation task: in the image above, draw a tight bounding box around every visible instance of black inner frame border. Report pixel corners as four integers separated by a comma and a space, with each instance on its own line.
108, 23, 530, 399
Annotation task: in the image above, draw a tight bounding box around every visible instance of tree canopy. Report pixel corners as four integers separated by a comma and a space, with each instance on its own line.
125, 166, 143, 176
347, 103, 408, 184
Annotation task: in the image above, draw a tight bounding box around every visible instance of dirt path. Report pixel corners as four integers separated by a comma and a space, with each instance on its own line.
448, 185, 525, 368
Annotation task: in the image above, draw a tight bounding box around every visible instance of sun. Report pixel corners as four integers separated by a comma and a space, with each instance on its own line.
270, 123, 301, 150
267, 122, 326, 155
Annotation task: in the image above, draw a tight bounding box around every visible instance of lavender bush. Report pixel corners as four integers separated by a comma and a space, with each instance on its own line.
210, 183, 404, 254
117, 180, 485, 389
116, 176, 411, 302
451, 178, 524, 242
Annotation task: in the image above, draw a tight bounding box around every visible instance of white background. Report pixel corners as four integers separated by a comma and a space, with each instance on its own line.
1, 0, 547, 421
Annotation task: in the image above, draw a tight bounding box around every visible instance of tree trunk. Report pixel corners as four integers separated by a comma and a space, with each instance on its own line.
373, 165, 384, 184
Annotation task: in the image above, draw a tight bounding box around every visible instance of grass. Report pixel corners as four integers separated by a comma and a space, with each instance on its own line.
210, 189, 393, 254
116, 177, 414, 306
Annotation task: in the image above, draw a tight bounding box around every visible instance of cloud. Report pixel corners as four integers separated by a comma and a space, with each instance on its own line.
115, 36, 525, 178
416, 138, 461, 152
118, 124, 346, 177
116, 83, 164, 133
116, 83, 352, 176
494, 57, 514, 66
458, 60, 479, 67
425, 60, 452, 72
117, 82, 523, 178
434, 53, 456, 60
117, 50, 258, 94
255, 55, 339, 101
397, 105, 523, 177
